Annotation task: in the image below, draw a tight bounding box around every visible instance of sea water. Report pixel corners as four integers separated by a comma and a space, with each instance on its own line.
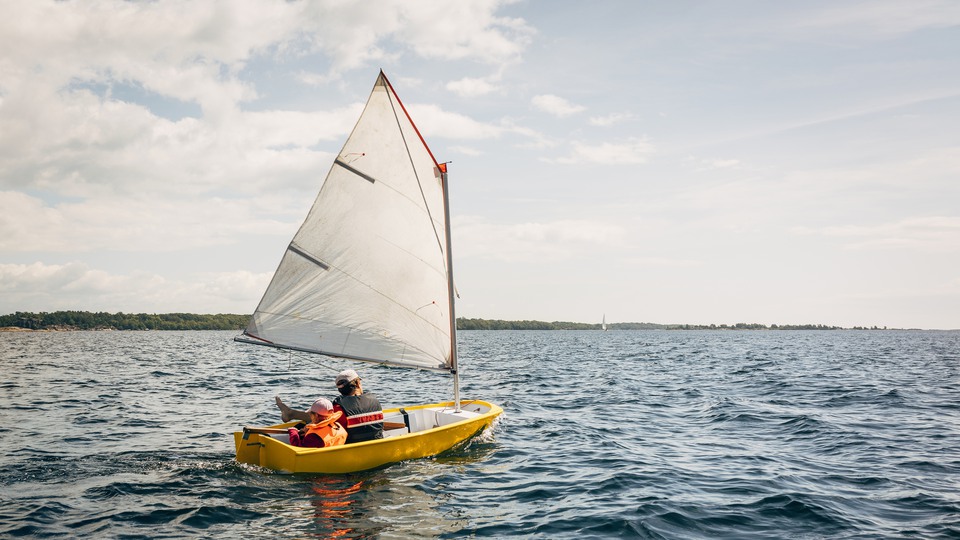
0, 329, 958, 538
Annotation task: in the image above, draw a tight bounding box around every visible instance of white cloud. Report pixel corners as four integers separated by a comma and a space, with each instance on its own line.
405, 104, 506, 140
1, 2, 958, 329
0, 261, 270, 314
0, 190, 300, 253
703, 159, 740, 170
552, 137, 654, 165
446, 77, 500, 98
449, 145, 484, 157
0, 3, 282, 112
407, 104, 554, 146
531, 94, 585, 117
625, 256, 703, 268
711, 159, 740, 168
455, 217, 626, 262
500, 120, 556, 149
796, 0, 960, 37
376, 2, 533, 65
589, 112, 633, 127
0, 1, 533, 121
0, 1, 541, 275
793, 216, 960, 252
296, 70, 337, 88
0, 90, 358, 197
291, 1, 533, 73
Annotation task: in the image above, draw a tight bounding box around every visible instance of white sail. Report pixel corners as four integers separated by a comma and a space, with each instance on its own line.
240, 72, 452, 371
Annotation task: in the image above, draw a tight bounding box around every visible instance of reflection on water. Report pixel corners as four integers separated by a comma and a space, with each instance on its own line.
237, 465, 475, 539
307, 477, 367, 538
227, 439, 499, 539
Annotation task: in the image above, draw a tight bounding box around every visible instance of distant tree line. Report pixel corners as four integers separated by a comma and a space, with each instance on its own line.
0, 311, 248, 331
0, 311, 871, 332
455, 318, 596, 330
456, 318, 850, 331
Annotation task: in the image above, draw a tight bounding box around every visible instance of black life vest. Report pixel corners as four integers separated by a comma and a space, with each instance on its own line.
333, 393, 384, 443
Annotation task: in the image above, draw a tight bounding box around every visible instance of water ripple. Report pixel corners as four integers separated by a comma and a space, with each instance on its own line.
2, 329, 959, 538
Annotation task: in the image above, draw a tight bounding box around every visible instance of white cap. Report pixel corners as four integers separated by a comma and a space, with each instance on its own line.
309, 397, 334, 415
335, 369, 360, 387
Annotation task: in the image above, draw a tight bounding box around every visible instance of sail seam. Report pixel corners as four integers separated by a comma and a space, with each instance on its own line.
334, 159, 376, 183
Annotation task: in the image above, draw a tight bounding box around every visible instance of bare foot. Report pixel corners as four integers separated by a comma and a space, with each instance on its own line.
276, 395, 294, 422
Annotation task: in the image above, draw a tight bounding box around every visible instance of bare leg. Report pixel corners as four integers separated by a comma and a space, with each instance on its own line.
276, 395, 311, 423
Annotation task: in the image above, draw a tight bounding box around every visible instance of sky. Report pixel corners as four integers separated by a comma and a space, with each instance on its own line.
1, 1, 958, 330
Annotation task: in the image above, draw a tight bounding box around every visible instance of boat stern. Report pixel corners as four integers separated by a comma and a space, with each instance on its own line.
234, 430, 262, 466
234, 422, 301, 470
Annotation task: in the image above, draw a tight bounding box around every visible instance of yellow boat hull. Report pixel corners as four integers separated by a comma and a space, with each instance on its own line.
234, 400, 502, 474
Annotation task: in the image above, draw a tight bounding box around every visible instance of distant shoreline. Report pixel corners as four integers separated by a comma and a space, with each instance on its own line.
0, 312, 247, 332
0, 311, 935, 332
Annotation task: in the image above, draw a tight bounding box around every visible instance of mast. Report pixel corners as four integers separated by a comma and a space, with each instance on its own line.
380, 71, 460, 407
440, 162, 461, 412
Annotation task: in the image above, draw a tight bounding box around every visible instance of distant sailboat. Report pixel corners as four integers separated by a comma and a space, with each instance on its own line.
602, 314, 607, 331
232, 71, 502, 474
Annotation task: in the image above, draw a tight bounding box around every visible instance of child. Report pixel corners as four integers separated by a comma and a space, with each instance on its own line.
287, 397, 347, 448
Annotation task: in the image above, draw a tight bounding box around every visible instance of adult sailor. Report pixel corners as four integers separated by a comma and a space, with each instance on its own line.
331, 369, 384, 443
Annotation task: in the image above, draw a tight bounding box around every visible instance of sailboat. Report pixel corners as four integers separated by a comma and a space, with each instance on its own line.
602, 314, 607, 331
232, 71, 502, 474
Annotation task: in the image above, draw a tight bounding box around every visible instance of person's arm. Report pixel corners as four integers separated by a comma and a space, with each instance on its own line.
287, 428, 302, 446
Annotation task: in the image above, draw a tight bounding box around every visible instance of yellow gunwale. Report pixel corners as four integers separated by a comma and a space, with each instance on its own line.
234, 399, 502, 474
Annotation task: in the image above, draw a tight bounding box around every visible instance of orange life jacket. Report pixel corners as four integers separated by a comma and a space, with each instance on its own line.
303, 411, 347, 447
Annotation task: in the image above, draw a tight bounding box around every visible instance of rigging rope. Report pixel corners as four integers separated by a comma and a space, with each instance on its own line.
383, 79, 447, 268
284, 348, 340, 374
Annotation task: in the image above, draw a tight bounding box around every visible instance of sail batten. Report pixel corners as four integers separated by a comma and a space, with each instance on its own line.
334, 159, 377, 184
287, 243, 329, 271
242, 72, 453, 372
